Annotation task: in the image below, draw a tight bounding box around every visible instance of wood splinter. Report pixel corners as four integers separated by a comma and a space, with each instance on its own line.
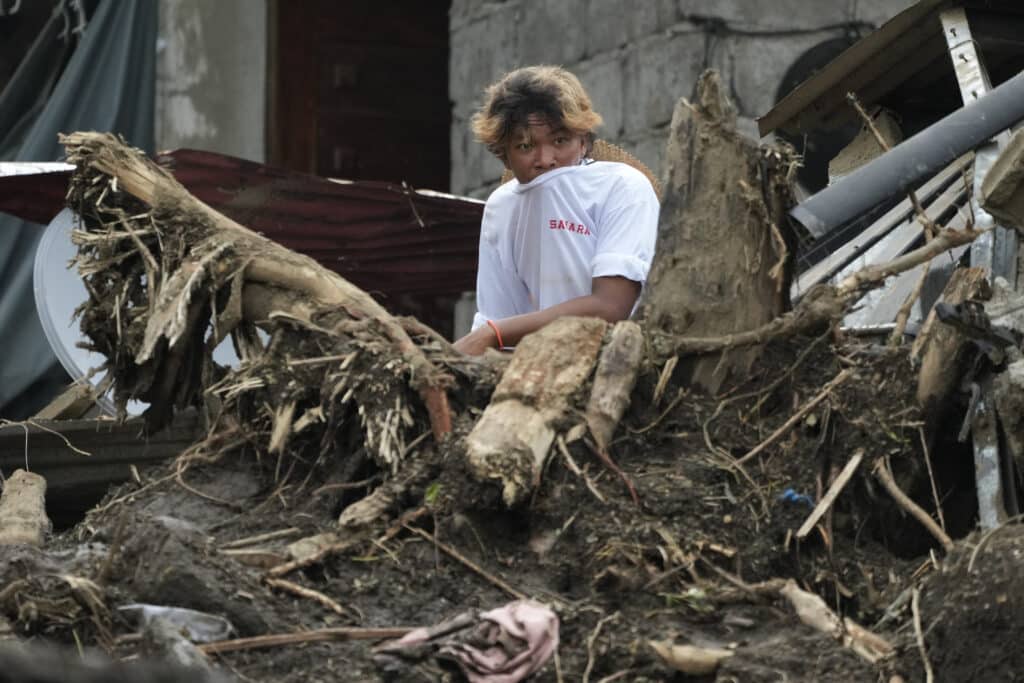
796, 450, 864, 540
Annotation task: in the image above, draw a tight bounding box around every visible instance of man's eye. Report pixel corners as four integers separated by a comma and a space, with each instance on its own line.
517, 143, 532, 151
554, 137, 568, 145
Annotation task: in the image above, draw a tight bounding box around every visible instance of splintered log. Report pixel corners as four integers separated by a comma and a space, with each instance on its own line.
912, 267, 990, 422
0, 470, 50, 547
639, 70, 795, 393
61, 132, 452, 471
466, 317, 607, 506
585, 321, 644, 451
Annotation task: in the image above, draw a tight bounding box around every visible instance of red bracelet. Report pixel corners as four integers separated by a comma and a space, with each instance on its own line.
485, 319, 504, 349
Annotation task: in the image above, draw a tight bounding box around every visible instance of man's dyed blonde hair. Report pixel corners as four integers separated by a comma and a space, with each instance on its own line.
471, 65, 603, 161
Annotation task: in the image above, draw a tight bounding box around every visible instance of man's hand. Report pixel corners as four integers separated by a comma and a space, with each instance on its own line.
454, 276, 641, 355
453, 323, 499, 356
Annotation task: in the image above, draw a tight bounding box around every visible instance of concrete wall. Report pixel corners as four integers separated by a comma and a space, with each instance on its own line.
449, 0, 914, 198
155, 0, 267, 162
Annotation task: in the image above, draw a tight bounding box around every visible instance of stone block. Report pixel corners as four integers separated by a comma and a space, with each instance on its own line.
713, 32, 826, 118
852, 0, 916, 30
623, 34, 704, 133
516, 0, 586, 65
585, 0, 675, 57
450, 5, 520, 121
675, 0, 846, 26
576, 56, 625, 137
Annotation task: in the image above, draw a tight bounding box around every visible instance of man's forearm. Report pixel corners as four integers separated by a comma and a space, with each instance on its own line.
495, 291, 632, 347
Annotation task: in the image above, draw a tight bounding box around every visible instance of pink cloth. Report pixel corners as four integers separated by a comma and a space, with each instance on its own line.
381, 600, 559, 683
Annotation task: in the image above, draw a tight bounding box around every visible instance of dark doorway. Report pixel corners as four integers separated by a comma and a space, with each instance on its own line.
269, 1, 451, 192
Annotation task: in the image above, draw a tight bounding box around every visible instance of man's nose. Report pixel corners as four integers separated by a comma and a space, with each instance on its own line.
535, 145, 556, 167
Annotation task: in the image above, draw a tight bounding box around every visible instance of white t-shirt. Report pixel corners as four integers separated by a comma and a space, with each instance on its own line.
471, 160, 660, 330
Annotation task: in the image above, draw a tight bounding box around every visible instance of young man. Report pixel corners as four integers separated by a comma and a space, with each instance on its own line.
453, 65, 660, 355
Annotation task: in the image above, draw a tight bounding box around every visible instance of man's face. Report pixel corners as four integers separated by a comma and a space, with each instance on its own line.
504, 113, 587, 183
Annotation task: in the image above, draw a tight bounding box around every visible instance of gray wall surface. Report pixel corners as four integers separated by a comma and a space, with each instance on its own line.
449, 0, 914, 198
155, 0, 267, 162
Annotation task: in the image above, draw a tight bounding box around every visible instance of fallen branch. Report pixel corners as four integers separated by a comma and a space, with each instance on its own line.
796, 449, 864, 539
199, 627, 413, 655
779, 579, 893, 664
662, 225, 979, 357
583, 612, 619, 683
912, 587, 935, 683
405, 525, 527, 601
872, 457, 955, 553
264, 577, 352, 618
737, 369, 853, 465
220, 527, 302, 550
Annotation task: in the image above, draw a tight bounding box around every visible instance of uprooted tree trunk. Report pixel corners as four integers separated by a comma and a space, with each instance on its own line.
62, 132, 452, 475
638, 70, 797, 393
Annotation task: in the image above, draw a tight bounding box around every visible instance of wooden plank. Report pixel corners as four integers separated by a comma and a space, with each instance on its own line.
794, 155, 972, 299
796, 450, 864, 540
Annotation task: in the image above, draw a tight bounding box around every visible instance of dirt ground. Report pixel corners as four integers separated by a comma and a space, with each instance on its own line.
1, 332, 1019, 682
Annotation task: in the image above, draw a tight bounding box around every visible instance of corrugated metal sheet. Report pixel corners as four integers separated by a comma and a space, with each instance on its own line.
0, 149, 484, 304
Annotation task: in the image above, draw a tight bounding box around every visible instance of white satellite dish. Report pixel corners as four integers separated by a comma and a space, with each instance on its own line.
33, 209, 246, 416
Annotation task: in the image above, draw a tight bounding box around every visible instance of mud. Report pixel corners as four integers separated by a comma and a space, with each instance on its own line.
2, 334, 1000, 682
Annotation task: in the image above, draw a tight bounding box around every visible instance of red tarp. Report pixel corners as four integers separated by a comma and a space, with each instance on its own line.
0, 150, 485, 336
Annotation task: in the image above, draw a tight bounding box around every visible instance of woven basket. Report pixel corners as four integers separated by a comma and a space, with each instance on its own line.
500, 139, 662, 200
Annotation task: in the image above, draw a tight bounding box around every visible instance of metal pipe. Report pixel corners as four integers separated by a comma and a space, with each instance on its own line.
790, 68, 1024, 238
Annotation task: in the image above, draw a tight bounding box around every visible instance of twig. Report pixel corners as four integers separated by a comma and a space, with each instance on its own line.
911, 588, 934, 683
629, 388, 686, 434
797, 450, 864, 539
889, 263, 933, 347
557, 436, 606, 503
872, 457, 954, 552
585, 439, 640, 506
89, 472, 176, 515
174, 463, 244, 512
846, 92, 936, 235
697, 556, 785, 599
312, 477, 380, 498
267, 537, 362, 577
405, 524, 527, 600
652, 356, 678, 405
286, 352, 357, 367
582, 612, 620, 683
0, 418, 93, 458
264, 577, 351, 617
220, 527, 302, 549
737, 369, 853, 464
918, 427, 946, 533
967, 514, 1024, 573
199, 626, 413, 655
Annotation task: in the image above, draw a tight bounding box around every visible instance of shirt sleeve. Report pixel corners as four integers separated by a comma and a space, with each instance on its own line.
590, 171, 660, 283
